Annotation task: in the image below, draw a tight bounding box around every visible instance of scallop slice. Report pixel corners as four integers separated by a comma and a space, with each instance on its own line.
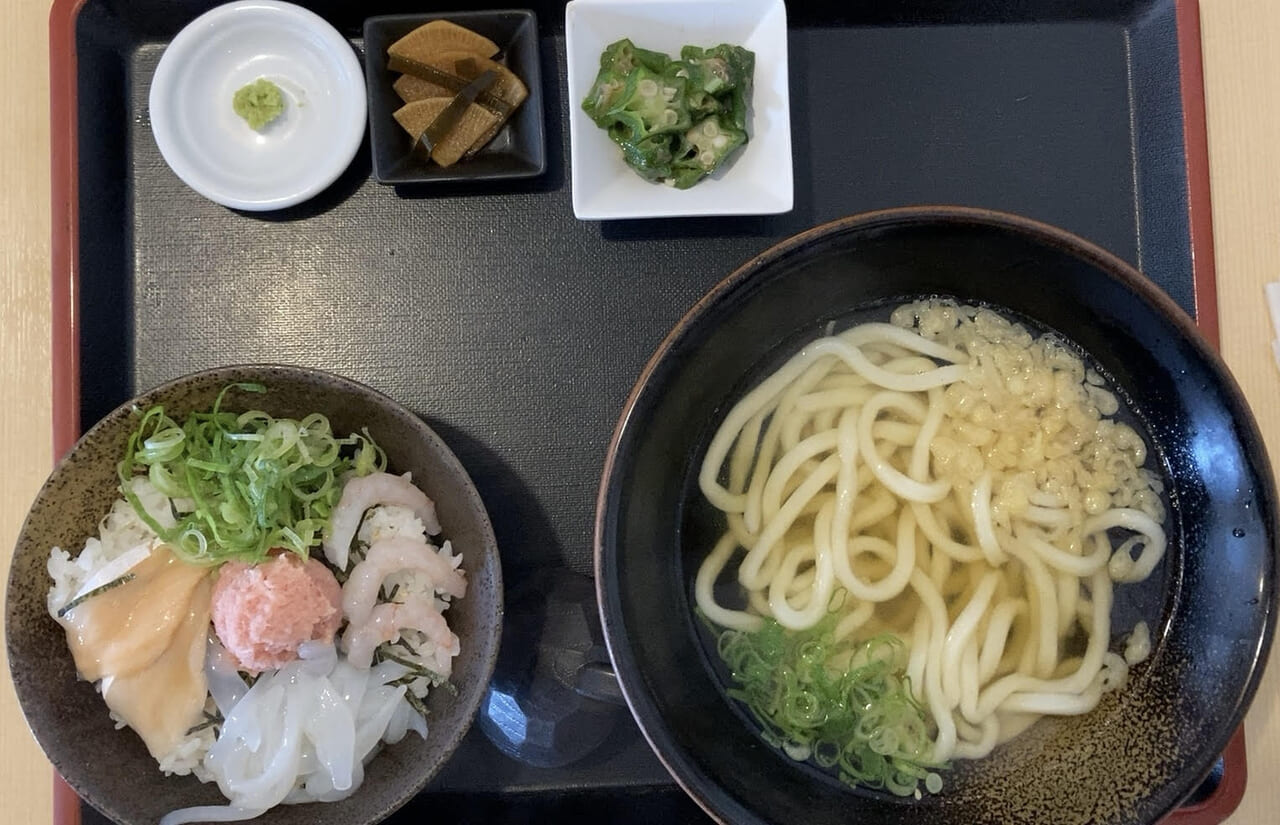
100, 576, 213, 761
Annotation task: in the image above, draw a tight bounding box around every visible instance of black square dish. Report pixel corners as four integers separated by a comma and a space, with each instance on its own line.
364, 10, 545, 184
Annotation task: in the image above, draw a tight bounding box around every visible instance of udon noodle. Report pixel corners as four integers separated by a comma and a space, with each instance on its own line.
695, 299, 1166, 777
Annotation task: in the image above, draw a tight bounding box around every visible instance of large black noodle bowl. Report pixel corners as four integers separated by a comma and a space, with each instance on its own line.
595, 207, 1278, 825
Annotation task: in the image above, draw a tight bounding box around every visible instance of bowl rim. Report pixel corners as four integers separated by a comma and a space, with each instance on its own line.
6, 362, 503, 824
148, 0, 368, 211
593, 204, 1278, 825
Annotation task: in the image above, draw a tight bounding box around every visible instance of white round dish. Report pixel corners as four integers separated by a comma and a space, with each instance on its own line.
149, 0, 367, 211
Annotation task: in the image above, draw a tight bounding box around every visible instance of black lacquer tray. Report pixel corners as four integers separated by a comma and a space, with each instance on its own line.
48, 0, 1237, 822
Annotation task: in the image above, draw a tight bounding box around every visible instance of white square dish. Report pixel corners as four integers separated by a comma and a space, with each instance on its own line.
565, 0, 793, 220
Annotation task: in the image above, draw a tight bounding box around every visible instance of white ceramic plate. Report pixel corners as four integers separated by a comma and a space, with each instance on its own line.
149, 0, 367, 211
565, 0, 792, 220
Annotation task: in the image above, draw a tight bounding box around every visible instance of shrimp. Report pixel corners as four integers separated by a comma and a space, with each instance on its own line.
342, 596, 460, 672
323, 473, 442, 570
342, 537, 466, 628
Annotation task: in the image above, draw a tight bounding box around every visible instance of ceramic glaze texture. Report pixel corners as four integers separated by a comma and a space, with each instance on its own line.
7, 365, 503, 825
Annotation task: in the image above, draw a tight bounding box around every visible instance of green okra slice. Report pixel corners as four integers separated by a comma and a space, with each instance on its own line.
584, 38, 675, 123
593, 65, 691, 147
621, 134, 678, 182
583, 39, 755, 189
601, 38, 671, 75
669, 115, 748, 188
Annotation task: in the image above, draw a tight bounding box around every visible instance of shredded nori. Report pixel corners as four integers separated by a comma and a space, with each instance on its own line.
375, 646, 444, 685
375, 641, 455, 715
405, 690, 431, 719
56, 573, 135, 618
185, 710, 223, 737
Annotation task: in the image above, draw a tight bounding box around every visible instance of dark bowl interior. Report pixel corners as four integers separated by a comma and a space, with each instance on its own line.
596, 207, 1278, 825
6, 365, 503, 825
364, 10, 546, 185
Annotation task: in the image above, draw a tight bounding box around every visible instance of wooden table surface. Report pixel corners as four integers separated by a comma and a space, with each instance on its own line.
3, 1, 1279, 823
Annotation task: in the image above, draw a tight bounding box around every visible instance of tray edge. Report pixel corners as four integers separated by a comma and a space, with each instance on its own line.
44, 0, 1232, 823
1176, 0, 1221, 351
48, 0, 87, 821
1161, 1, 1238, 822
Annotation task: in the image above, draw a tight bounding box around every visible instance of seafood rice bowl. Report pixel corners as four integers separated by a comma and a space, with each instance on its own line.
20, 373, 501, 825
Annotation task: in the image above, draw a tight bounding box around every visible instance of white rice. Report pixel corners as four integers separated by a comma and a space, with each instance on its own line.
158, 699, 218, 781
46, 477, 173, 614
46, 477, 213, 776
356, 504, 428, 546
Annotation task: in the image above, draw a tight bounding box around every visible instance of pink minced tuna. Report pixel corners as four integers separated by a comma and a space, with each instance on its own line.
211, 553, 343, 674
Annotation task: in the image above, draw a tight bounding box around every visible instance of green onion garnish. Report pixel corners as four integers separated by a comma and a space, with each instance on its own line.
117, 382, 386, 565
713, 616, 945, 797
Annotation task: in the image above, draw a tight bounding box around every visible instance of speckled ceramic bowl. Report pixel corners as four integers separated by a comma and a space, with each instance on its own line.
6, 365, 503, 825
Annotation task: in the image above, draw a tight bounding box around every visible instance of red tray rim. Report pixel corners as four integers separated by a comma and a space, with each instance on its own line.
41, 0, 1235, 823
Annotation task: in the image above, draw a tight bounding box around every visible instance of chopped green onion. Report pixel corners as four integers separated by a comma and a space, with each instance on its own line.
117, 383, 386, 565
710, 613, 946, 797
